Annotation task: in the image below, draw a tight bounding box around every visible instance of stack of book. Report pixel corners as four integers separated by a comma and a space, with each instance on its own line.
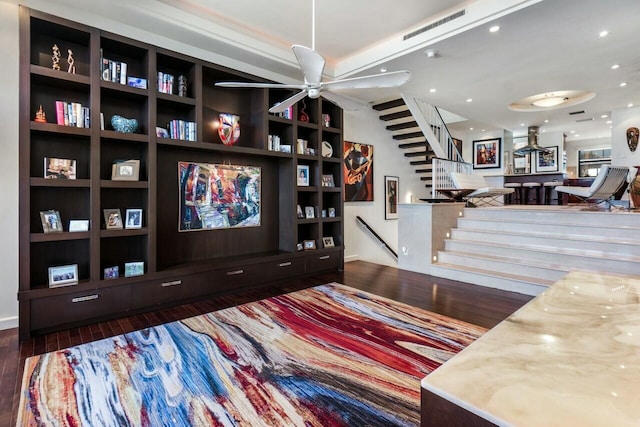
274, 106, 294, 120
101, 51, 127, 85
55, 101, 90, 128
268, 134, 281, 151
157, 72, 174, 95
167, 120, 196, 141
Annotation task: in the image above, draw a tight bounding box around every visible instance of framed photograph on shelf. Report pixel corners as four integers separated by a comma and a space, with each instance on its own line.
321, 174, 335, 187
297, 242, 304, 251
328, 207, 336, 218
103, 209, 123, 229
124, 261, 144, 277
40, 210, 63, 233
68, 219, 89, 232
472, 138, 501, 169
104, 266, 119, 280
303, 240, 316, 250
535, 146, 559, 173
384, 176, 399, 220
111, 159, 140, 181
343, 141, 374, 201
322, 236, 335, 248
44, 157, 76, 179
125, 209, 143, 229
297, 165, 310, 186
305, 206, 315, 219
48, 264, 78, 288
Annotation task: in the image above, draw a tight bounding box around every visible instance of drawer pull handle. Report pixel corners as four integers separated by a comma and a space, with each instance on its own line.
226, 269, 244, 276
72, 294, 99, 303
319, 255, 331, 260
161, 280, 182, 287
278, 262, 292, 267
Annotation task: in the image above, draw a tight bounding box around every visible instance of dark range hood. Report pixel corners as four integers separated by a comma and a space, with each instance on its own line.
514, 126, 552, 155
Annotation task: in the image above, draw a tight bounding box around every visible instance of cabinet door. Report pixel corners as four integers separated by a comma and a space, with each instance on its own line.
261, 257, 306, 282
306, 250, 342, 273
31, 285, 131, 330
130, 273, 206, 308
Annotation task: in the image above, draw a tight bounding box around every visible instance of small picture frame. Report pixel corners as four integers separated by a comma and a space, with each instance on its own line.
48, 264, 78, 288
322, 236, 335, 248
112, 159, 140, 181
103, 209, 123, 229
303, 239, 316, 250
296, 204, 305, 219
125, 209, 143, 229
40, 210, 63, 233
321, 209, 327, 218
104, 266, 119, 280
305, 206, 315, 219
68, 219, 89, 232
124, 261, 144, 277
321, 174, 335, 187
297, 242, 304, 251
473, 138, 501, 169
44, 157, 76, 180
384, 176, 399, 220
328, 207, 336, 218
297, 165, 310, 186
156, 127, 169, 138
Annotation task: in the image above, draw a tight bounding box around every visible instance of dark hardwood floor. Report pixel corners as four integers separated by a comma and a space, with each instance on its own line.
0, 261, 532, 426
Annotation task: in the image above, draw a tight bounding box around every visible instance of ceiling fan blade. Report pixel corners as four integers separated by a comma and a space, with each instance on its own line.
322, 70, 411, 91
321, 91, 367, 111
268, 90, 309, 113
292, 45, 325, 86
216, 82, 306, 90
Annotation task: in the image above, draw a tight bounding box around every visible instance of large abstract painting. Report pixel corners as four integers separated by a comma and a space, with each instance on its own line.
343, 141, 374, 201
179, 162, 260, 231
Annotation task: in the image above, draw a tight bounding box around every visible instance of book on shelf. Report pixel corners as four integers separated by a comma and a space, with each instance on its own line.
100, 50, 128, 85
167, 120, 196, 141
55, 101, 90, 128
157, 72, 174, 95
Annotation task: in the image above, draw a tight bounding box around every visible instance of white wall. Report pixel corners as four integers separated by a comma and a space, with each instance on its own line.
0, 2, 20, 329
343, 108, 426, 267
612, 106, 640, 168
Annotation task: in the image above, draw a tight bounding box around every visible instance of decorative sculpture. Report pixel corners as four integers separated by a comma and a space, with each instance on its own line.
627, 127, 639, 152
35, 105, 46, 123
67, 49, 75, 74
178, 75, 187, 97
52, 44, 61, 71
218, 113, 240, 145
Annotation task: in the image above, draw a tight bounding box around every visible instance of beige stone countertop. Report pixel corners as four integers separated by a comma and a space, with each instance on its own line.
422, 270, 640, 427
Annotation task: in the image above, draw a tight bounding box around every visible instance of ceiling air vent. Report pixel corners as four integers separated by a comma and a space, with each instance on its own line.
569, 110, 585, 115
576, 117, 594, 122
403, 9, 466, 41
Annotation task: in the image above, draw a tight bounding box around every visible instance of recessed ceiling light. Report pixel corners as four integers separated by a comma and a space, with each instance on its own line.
620, 82, 627, 87
466, 98, 473, 103
575, 134, 580, 137
606, 120, 612, 124
481, 129, 486, 132
611, 64, 620, 69
489, 25, 500, 33
541, 129, 546, 133
531, 95, 569, 107
469, 127, 474, 131
601, 114, 608, 118
629, 103, 634, 108
599, 30, 609, 37
430, 88, 436, 93
544, 119, 549, 123
570, 130, 575, 134
380, 67, 387, 73
425, 49, 438, 58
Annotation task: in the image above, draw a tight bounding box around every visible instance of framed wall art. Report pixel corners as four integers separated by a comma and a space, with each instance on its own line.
473, 138, 501, 169
535, 146, 559, 173
384, 176, 399, 220
178, 162, 261, 231
343, 141, 373, 201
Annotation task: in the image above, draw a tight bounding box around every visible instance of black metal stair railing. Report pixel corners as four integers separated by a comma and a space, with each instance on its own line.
355, 216, 398, 260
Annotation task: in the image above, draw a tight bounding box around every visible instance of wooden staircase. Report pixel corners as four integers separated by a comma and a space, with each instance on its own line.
373, 98, 436, 188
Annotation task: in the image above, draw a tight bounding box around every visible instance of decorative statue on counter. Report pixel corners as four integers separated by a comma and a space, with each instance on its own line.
67, 49, 75, 74
627, 127, 638, 152
52, 44, 61, 71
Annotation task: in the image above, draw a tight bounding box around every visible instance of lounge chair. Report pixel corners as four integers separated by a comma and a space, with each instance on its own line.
555, 165, 630, 210
449, 172, 514, 207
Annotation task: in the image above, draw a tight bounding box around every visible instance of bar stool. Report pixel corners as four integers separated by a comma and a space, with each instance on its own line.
504, 182, 522, 204
522, 182, 542, 205
543, 181, 563, 205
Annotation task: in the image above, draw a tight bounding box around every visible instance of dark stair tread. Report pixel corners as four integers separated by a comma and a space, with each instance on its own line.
405, 151, 431, 157
398, 141, 427, 149
380, 110, 412, 121
393, 131, 424, 140
372, 99, 405, 111
410, 160, 431, 165
415, 168, 432, 173
420, 176, 433, 181
386, 121, 418, 131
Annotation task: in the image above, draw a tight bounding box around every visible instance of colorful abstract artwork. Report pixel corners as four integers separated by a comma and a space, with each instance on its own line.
218, 113, 240, 146
17, 284, 485, 426
179, 162, 260, 231
343, 141, 374, 201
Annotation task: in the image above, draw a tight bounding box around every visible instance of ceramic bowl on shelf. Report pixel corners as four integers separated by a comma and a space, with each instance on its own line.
111, 115, 139, 133
322, 141, 333, 157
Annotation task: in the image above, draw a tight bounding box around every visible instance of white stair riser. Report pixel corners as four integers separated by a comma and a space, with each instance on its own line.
456, 218, 640, 240
429, 264, 546, 296
450, 229, 639, 255
444, 241, 640, 275
462, 209, 640, 228
437, 252, 567, 282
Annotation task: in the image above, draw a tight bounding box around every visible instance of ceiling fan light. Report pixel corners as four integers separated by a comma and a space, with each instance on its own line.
531, 96, 569, 107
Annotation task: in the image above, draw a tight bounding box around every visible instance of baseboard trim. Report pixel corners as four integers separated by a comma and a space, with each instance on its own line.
344, 255, 359, 263
0, 315, 18, 331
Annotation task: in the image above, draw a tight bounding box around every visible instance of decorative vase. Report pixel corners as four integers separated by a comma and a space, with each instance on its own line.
111, 115, 138, 133
218, 113, 240, 145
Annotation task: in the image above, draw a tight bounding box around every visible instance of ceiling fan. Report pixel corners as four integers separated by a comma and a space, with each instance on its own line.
215, 1, 411, 113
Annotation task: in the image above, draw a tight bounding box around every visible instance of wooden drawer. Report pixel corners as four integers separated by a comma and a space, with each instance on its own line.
31, 285, 131, 330
130, 273, 207, 309
262, 257, 306, 282
306, 250, 342, 273
201, 263, 263, 295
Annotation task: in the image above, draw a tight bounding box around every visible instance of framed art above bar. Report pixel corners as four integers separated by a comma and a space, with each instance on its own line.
535, 145, 559, 173
473, 137, 501, 169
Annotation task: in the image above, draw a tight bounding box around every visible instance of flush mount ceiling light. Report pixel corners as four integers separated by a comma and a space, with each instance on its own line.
509, 90, 596, 112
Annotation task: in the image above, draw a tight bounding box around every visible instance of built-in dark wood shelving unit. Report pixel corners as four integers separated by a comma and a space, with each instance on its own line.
18, 6, 344, 339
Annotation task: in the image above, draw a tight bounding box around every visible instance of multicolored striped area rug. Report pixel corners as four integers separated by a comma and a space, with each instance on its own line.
17, 283, 485, 426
